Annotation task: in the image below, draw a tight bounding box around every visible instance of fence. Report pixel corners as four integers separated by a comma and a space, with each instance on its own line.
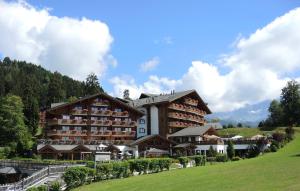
0, 164, 84, 191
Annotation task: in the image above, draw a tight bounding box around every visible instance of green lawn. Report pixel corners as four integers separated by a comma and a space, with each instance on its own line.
217, 127, 263, 137
74, 134, 300, 191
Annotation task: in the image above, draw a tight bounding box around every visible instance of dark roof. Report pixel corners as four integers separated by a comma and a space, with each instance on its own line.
129, 89, 211, 114
130, 134, 174, 146
47, 92, 144, 116
168, 126, 213, 137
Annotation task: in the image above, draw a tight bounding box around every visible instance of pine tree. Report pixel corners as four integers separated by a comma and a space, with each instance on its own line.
84, 73, 103, 95
47, 72, 66, 106
280, 80, 300, 126
227, 140, 235, 160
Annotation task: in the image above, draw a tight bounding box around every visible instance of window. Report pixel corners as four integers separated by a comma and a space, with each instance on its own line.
62, 126, 69, 131
75, 137, 81, 141
62, 115, 70, 119
100, 117, 107, 121
125, 128, 132, 132
74, 105, 82, 110
91, 117, 98, 120
100, 127, 107, 132
62, 137, 69, 141
114, 118, 121, 121
115, 108, 122, 112
139, 128, 145, 133
74, 126, 82, 131
139, 119, 145, 124
114, 128, 121, 132
91, 107, 98, 111
99, 107, 107, 111
74, 116, 82, 120
91, 127, 97, 131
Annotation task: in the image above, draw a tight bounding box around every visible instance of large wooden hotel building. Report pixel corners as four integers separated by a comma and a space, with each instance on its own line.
37, 90, 212, 159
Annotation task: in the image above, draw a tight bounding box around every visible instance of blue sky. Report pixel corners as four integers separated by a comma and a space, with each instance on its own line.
27, 0, 299, 87
1, 0, 300, 112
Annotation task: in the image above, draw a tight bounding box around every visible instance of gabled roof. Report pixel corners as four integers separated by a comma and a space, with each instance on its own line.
47, 92, 144, 116
168, 126, 214, 137
130, 134, 175, 146
128, 89, 211, 114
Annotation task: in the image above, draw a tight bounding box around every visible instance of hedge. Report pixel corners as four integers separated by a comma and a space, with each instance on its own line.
178, 157, 189, 168
188, 155, 206, 166
63, 166, 95, 189
216, 154, 228, 162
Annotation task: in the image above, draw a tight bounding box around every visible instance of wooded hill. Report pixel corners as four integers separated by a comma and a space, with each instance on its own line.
0, 57, 103, 136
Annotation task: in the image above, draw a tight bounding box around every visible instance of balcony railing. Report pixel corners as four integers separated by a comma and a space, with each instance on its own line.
89, 131, 112, 136
92, 100, 110, 106
48, 119, 88, 126
168, 121, 199, 128
112, 121, 136, 127
168, 112, 205, 124
89, 120, 112, 126
169, 103, 206, 116
47, 130, 88, 136
71, 109, 88, 115
91, 110, 112, 116
112, 131, 136, 137
184, 98, 199, 106
111, 111, 129, 117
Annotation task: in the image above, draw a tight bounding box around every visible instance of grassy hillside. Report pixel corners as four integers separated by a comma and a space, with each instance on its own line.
217, 127, 263, 137
74, 134, 300, 191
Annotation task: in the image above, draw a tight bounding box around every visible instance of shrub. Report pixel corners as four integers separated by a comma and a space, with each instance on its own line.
188, 155, 205, 166
158, 158, 172, 171
206, 157, 216, 162
112, 161, 130, 178
227, 140, 235, 160
178, 157, 189, 168
207, 146, 217, 157
216, 154, 228, 162
128, 159, 150, 174
96, 162, 113, 180
49, 181, 61, 191
63, 166, 95, 189
232, 156, 241, 161
272, 132, 286, 143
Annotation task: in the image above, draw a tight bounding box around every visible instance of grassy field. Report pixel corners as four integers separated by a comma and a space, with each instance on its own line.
74, 134, 300, 191
217, 127, 263, 137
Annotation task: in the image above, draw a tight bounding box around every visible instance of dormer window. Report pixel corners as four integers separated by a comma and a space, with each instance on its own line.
115, 108, 122, 112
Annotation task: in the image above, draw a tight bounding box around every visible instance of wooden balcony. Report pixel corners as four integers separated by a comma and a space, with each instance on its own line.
168, 121, 198, 128
112, 131, 136, 137
111, 111, 129, 118
112, 121, 137, 127
48, 119, 88, 126
47, 130, 88, 136
184, 98, 198, 106
168, 103, 186, 112
89, 120, 112, 126
90, 110, 112, 116
89, 131, 112, 136
168, 112, 205, 124
71, 109, 88, 115
92, 100, 110, 106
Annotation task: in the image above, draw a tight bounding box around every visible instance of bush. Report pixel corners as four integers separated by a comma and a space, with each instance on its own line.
207, 146, 217, 157
206, 157, 216, 162
96, 162, 113, 180
49, 181, 61, 191
216, 154, 228, 162
227, 140, 235, 160
188, 155, 206, 166
128, 159, 149, 174
232, 156, 241, 161
111, 161, 130, 178
63, 166, 95, 189
178, 157, 189, 168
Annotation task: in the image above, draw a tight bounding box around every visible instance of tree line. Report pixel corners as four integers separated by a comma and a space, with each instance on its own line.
259, 80, 300, 130
0, 57, 103, 157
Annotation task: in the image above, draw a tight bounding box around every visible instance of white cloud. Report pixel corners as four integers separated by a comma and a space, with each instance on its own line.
109, 75, 180, 99
111, 7, 300, 112
140, 57, 159, 72
0, 0, 114, 80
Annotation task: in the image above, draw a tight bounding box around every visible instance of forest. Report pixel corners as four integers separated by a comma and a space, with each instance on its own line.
0, 57, 103, 157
